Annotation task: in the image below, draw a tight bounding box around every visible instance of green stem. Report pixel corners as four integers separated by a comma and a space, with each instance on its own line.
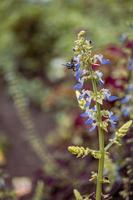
105, 140, 114, 151
90, 68, 105, 200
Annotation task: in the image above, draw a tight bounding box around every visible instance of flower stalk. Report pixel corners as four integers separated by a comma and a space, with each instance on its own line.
64, 30, 132, 200
90, 67, 105, 200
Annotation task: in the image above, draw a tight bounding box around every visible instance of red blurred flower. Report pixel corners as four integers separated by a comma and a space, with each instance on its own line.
74, 114, 84, 128
106, 45, 126, 57
125, 40, 133, 50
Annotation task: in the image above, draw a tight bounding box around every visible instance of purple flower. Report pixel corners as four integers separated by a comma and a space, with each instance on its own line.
108, 96, 119, 101
121, 95, 131, 104
84, 114, 97, 132
89, 123, 97, 132
75, 63, 80, 71
81, 106, 96, 118
80, 112, 90, 117
102, 89, 118, 102
95, 54, 111, 65
81, 105, 97, 132
73, 56, 80, 63
85, 118, 94, 125
75, 69, 83, 80
74, 79, 84, 90
78, 90, 92, 108
75, 69, 87, 81
73, 56, 81, 70
95, 71, 104, 85
80, 109, 97, 132
108, 111, 118, 127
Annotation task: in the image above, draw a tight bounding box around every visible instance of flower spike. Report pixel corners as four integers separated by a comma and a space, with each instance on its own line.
64, 30, 131, 200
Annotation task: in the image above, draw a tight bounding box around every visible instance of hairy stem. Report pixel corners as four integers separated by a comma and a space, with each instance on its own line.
90, 67, 105, 200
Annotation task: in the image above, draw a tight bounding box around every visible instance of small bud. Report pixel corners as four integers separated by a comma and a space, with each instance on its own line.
78, 30, 86, 39
89, 171, 97, 182
68, 146, 90, 158
73, 189, 83, 200
68, 146, 101, 159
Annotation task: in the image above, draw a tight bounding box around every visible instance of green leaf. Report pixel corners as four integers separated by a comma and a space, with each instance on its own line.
73, 189, 83, 200
116, 120, 132, 138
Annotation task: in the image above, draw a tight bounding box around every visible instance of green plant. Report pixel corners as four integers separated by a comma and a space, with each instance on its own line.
65, 31, 132, 200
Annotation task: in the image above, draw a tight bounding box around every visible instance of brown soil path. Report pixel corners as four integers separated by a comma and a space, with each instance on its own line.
0, 85, 55, 177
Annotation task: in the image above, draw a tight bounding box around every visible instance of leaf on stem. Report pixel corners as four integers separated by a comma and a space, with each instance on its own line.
73, 189, 83, 200
116, 120, 132, 138
68, 146, 101, 159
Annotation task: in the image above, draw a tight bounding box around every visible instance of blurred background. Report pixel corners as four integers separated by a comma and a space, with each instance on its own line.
0, 0, 132, 199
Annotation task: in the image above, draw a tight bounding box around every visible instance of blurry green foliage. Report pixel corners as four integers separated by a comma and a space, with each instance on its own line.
0, 0, 132, 60
0, 0, 132, 103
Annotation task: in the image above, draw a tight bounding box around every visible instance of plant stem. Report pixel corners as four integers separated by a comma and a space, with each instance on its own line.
90, 67, 105, 200
105, 140, 114, 151
96, 112, 104, 200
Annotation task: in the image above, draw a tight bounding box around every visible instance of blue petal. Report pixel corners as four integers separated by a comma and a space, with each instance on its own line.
108, 96, 119, 102
75, 63, 80, 71
102, 58, 111, 65
121, 96, 130, 104
85, 118, 93, 125
111, 115, 118, 121
96, 55, 110, 65
78, 95, 83, 100
110, 123, 117, 128
75, 69, 83, 80
73, 82, 83, 90
89, 124, 97, 132
80, 112, 89, 117
99, 79, 104, 85
85, 101, 91, 108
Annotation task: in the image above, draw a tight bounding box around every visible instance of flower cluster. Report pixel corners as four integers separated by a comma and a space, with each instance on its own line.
65, 31, 118, 132
65, 31, 132, 200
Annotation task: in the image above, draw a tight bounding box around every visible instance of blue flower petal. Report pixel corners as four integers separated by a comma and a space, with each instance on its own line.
73, 82, 83, 90
91, 105, 97, 111
111, 115, 118, 122
95, 71, 104, 85
85, 101, 91, 108
108, 96, 119, 102
121, 96, 131, 104
75, 63, 80, 71
102, 58, 111, 65
108, 111, 118, 127
75, 69, 83, 80
99, 79, 105, 85
96, 55, 111, 65
85, 118, 93, 125
89, 124, 97, 132
80, 112, 90, 117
